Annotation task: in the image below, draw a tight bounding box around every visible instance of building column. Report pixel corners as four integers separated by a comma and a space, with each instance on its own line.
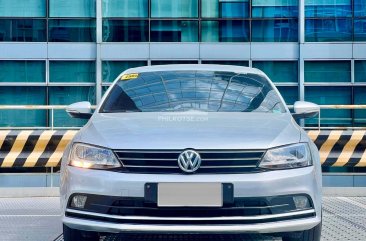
96, 0, 103, 103
299, 0, 305, 102
298, 0, 306, 126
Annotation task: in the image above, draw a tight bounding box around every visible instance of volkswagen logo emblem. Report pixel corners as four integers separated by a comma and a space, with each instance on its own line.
178, 149, 201, 173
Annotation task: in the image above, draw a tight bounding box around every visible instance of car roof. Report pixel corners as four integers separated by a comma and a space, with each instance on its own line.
122, 64, 265, 76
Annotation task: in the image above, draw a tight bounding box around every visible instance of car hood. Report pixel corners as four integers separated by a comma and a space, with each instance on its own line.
77, 112, 301, 150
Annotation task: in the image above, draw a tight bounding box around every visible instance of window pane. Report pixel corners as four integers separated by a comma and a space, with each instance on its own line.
305, 86, 351, 126
305, 18, 352, 42
49, 19, 95, 42
150, 21, 198, 42
252, 19, 298, 42
102, 85, 110, 97
354, 87, 366, 127
102, 0, 148, 18
305, 61, 351, 82
0, 61, 45, 83
151, 60, 198, 65
201, 20, 249, 42
220, 0, 250, 18
0, 19, 46, 42
50, 0, 95, 17
201, 60, 249, 66
50, 61, 95, 83
354, 19, 366, 41
151, 0, 198, 18
0, 87, 46, 127
355, 61, 366, 82
276, 86, 298, 105
49, 86, 95, 127
305, 0, 352, 17
103, 20, 148, 42
354, 0, 366, 17
0, 0, 46, 17
201, 0, 249, 18
252, 0, 298, 18
201, 0, 219, 18
102, 61, 147, 82
253, 61, 298, 83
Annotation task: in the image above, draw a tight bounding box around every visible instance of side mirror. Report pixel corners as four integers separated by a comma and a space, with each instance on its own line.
292, 101, 320, 119
66, 101, 93, 119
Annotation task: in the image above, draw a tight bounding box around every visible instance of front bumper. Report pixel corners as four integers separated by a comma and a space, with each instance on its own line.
63, 213, 320, 234
61, 166, 322, 234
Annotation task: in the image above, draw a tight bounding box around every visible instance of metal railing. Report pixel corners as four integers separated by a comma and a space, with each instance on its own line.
308, 105, 366, 131
0, 105, 96, 130
286, 105, 366, 130
0, 105, 366, 130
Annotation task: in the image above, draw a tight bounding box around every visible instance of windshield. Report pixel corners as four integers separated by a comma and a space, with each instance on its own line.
100, 70, 286, 113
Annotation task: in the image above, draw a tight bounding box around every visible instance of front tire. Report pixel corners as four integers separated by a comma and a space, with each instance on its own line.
63, 224, 100, 241
282, 222, 322, 241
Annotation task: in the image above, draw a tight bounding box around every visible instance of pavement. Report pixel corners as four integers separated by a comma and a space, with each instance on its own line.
1, 197, 366, 241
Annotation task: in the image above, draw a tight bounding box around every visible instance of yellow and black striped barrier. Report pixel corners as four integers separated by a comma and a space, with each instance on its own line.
308, 130, 366, 167
0, 130, 77, 168
0, 130, 365, 168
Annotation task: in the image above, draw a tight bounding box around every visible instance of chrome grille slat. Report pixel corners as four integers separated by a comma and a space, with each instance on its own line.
198, 150, 264, 154
200, 165, 257, 169
115, 150, 181, 154
114, 150, 264, 154
123, 165, 179, 169
117, 158, 177, 161
114, 149, 265, 174
202, 158, 261, 161
66, 208, 315, 221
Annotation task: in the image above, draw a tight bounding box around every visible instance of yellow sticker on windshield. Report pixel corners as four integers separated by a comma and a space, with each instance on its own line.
121, 73, 139, 80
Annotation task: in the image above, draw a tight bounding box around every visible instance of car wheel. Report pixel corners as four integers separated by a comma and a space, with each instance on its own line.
282, 222, 322, 241
63, 224, 100, 241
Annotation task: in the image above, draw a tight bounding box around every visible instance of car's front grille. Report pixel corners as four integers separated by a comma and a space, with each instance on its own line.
113, 150, 265, 174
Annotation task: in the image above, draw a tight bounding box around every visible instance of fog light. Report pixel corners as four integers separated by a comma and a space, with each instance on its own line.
293, 196, 310, 209
71, 195, 87, 208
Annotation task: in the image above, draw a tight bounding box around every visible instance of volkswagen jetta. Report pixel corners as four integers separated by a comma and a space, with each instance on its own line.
61, 65, 322, 241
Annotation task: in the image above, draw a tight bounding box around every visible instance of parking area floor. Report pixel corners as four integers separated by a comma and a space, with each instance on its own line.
1, 197, 366, 241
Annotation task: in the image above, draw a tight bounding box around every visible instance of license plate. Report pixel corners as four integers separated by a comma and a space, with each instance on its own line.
158, 183, 222, 207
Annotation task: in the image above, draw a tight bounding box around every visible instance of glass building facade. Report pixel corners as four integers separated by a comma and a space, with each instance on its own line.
0, 0, 365, 127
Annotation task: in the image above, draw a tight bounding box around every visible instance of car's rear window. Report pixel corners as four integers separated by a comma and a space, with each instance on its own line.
100, 70, 286, 113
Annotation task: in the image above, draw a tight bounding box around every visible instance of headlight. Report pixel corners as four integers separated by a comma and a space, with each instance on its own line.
69, 143, 121, 169
259, 143, 312, 170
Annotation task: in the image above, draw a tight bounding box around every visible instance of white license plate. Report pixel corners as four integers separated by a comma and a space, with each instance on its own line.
158, 183, 222, 207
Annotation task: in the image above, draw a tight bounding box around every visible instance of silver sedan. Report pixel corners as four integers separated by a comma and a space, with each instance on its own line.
60, 65, 322, 241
